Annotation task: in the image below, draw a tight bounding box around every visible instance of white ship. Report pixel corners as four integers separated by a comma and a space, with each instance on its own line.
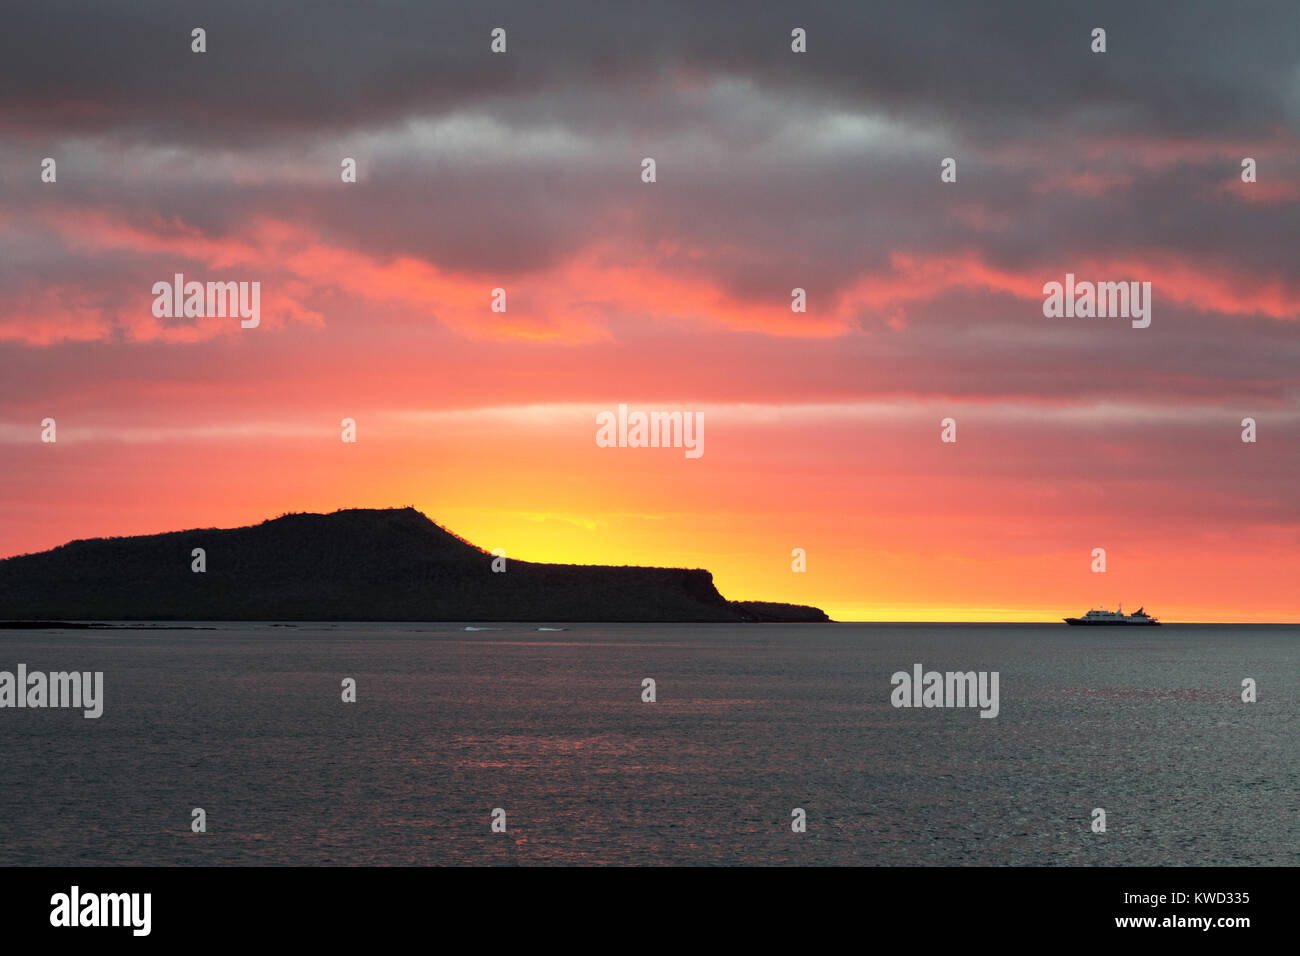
1064, 604, 1160, 626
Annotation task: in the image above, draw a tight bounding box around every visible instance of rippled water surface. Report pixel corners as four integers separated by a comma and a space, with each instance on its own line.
1, 623, 1295, 865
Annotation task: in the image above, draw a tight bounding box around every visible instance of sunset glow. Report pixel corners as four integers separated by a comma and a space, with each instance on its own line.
2, 4, 1297, 622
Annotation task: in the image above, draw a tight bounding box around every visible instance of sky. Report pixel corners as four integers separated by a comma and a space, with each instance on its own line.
1, 1, 1298, 621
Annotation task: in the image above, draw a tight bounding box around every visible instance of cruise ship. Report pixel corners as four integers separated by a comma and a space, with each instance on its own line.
1064, 604, 1161, 626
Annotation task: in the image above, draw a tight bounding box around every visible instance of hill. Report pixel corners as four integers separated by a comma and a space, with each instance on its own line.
0, 507, 829, 623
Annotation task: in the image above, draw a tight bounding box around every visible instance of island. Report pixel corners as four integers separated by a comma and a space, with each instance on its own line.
0, 507, 830, 623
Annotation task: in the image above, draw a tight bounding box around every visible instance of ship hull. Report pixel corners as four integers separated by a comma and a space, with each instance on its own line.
1064, 618, 1161, 626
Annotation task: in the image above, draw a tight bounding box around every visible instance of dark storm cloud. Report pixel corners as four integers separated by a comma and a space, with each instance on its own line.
2, 0, 1298, 410
2, 0, 1297, 145
3, 0, 1296, 300
3, 113, 1295, 312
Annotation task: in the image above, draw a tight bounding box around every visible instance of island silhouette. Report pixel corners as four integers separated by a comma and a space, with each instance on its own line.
0, 507, 829, 623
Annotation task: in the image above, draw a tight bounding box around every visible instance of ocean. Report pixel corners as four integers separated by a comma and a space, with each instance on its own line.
0, 622, 1295, 866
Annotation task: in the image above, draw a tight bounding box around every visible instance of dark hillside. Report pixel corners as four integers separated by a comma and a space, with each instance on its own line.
0, 508, 829, 623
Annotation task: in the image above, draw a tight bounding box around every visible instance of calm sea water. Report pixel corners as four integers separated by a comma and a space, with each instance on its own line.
0, 623, 1295, 866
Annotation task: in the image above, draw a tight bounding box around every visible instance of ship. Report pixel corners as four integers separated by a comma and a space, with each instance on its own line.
1064, 604, 1160, 626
